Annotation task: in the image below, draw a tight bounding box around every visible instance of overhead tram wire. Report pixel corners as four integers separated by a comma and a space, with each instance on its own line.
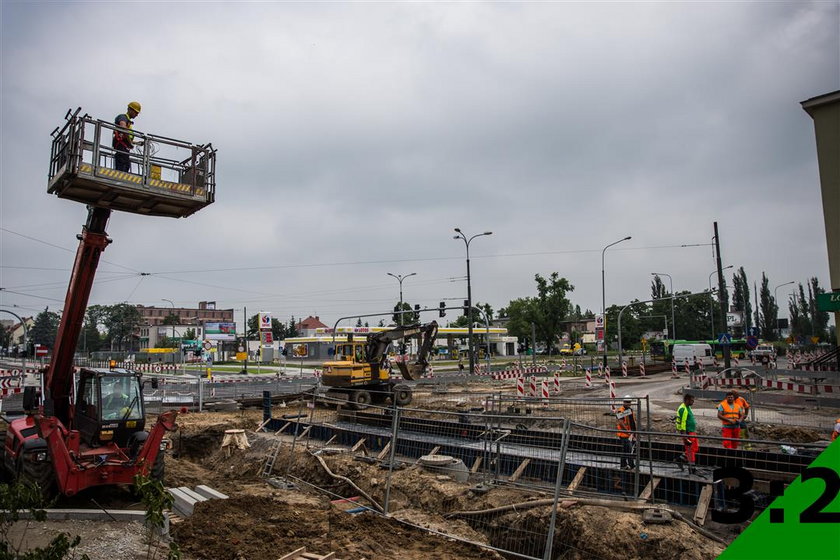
147, 242, 713, 276
1, 227, 142, 274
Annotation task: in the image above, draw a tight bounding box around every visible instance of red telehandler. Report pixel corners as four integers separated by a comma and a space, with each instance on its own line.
1, 109, 216, 495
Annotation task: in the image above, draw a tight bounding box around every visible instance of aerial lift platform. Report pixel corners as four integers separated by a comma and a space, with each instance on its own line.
1, 108, 215, 496
47, 108, 215, 218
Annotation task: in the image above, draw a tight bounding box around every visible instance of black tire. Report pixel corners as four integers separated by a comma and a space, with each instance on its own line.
393, 384, 412, 406
350, 390, 372, 410
150, 449, 165, 482
370, 390, 387, 405
18, 449, 56, 497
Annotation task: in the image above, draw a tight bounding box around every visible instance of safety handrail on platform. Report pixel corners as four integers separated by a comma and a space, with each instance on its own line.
47, 108, 216, 218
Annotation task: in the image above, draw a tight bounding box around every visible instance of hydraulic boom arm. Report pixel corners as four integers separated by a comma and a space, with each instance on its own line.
46, 206, 112, 424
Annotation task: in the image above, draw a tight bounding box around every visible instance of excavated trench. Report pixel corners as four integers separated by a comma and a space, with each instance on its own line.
164, 426, 725, 560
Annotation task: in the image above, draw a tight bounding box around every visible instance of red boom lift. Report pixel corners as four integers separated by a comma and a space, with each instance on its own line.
1, 109, 216, 495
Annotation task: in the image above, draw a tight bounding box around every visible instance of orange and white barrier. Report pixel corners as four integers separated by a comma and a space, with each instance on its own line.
621, 361, 628, 377
541, 380, 549, 401
529, 376, 537, 397
516, 376, 525, 397
639, 362, 646, 377
597, 363, 604, 378
554, 372, 561, 394
584, 368, 592, 388
604, 366, 611, 385
671, 360, 679, 379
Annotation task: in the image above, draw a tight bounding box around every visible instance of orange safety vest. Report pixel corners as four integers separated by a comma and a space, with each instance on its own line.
736, 396, 750, 412
616, 406, 633, 438
719, 399, 744, 425
833, 418, 840, 442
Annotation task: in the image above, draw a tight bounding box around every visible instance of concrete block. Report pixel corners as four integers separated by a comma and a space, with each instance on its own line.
168, 487, 202, 517
194, 485, 228, 500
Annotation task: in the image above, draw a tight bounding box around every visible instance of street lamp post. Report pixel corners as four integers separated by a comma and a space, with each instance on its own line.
161, 298, 176, 343
602, 236, 632, 368
454, 228, 493, 376
651, 272, 676, 342
774, 281, 795, 341
386, 272, 417, 326
709, 266, 733, 338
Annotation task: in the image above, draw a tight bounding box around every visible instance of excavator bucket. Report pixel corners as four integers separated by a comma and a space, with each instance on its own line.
394, 362, 426, 381
47, 108, 215, 219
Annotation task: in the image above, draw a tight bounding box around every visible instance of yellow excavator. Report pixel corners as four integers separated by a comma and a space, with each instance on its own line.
320, 322, 439, 408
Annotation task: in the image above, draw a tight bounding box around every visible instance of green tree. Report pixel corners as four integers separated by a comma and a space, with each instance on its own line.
355, 317, 363, 327
287, 316, 299, 338
162, 314, 180, 326
809, 277, 830, 340
499, 273, 574, 352
731, 267, 752, 333
30, 307, 60, 349
450, 301, 493, 328
103, 303, 143, 351
758, 273, 777, 341
392, 302, 419, 326
184, 327, 197, 340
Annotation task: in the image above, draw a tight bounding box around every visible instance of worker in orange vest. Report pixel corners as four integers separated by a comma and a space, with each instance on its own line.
616, 396, 637, 470
832, 418, 840, 442
732, 389, 752, 449
717, 391, 746, 449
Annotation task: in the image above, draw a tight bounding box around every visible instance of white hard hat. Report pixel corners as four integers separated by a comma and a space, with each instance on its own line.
623, 395, 633, 400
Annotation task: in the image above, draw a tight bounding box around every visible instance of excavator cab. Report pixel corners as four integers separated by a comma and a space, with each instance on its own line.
73, 369, 146, 448
47, 108, 215, 218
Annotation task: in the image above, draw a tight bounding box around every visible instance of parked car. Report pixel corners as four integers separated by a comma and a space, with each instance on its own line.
750, 344, 776, 358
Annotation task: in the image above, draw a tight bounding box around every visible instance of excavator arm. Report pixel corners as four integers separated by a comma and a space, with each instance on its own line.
365, 322, 439, 381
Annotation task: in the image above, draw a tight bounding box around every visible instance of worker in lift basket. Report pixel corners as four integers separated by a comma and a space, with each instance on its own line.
113, 101, 142, 172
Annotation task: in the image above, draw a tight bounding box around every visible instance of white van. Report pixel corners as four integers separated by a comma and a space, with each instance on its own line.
672, 343, 714, 366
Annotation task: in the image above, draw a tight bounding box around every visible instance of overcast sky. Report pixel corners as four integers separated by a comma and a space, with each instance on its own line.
1, 1, 838, 332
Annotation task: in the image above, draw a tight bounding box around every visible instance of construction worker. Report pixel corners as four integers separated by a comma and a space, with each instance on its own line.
675, 393, 698, 474
113, 101, 142, 172
732, 389, 752, 447
616, 396, 636, 470
832, 418, 840, 442
717, 391, 746, 449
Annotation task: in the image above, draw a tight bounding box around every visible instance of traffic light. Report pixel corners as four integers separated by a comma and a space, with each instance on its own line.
439, 302, 446, 317
463, 300, 469, 316
414, 304, 421, 311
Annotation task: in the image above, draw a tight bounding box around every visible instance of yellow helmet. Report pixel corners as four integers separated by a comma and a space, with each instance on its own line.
127, 101, 142, 113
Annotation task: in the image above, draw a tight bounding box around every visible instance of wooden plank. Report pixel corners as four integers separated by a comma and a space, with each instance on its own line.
376, 441, 392, 461
427, 446, 441, 457
255, 418, 271, 433
639, 477, 661, 501
470, 457, 482, 473
567, 467, 587, 492
694, 484, 714, 526
351, 438, 367, 453
298, 426, 311, 439
509, 458, 531, 482
276, 547, 306, 560
275, 422, 291, 435
324, 435, 338, 446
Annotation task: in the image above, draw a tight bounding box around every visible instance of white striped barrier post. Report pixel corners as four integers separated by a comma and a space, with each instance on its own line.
713, 356, 719, 368
554, 371, 561, 394
621, 361, 628, 377
516, 376, 525, 398
604, 366, 611, 386
671, 360, 679, 378
585, 367, 592, 388
609, 381, 617, 411
639, 362, 645, 377
541, 380, 549, 404
530, 376, 537, 398
684, 358, 690, 375
597, 363, 604, 378
733, 357, 740, 367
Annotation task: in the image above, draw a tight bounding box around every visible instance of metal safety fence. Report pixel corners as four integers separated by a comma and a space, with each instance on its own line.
260, 393, 828, 560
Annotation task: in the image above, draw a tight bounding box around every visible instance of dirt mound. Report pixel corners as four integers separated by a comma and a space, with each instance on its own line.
496, 504, 724, 560
749, 424, 825, 443
173, 494, 501, 560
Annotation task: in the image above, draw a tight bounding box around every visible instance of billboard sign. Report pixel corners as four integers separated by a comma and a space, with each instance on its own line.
816, 292, 840, 312
726, 312, 742, 327
205, 322, 237, 341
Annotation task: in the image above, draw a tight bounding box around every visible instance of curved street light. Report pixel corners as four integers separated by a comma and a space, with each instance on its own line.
601, 236, 631, 368
386, 272, 417, 326
453, 228, 493, 375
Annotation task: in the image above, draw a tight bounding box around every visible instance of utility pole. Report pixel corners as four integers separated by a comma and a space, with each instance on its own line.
243, 306, 248, 374
531, 322, 537, 366
714, 222, 730, 370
